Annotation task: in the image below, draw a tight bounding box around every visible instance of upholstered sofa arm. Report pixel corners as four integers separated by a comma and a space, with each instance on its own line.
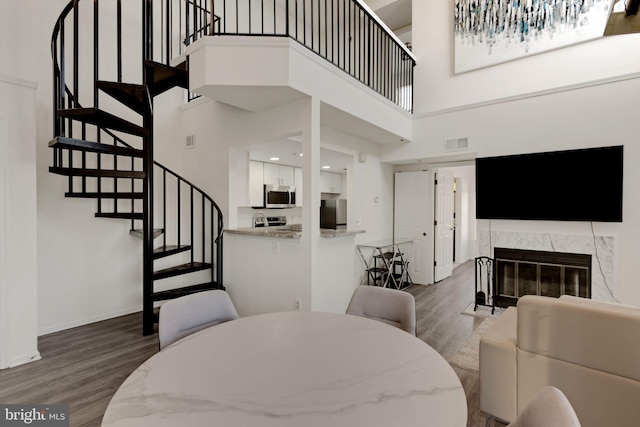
517, 295, 640, 381
480, 307, 518, 422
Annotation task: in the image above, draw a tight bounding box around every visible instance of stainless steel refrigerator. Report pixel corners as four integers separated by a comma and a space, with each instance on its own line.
320, 200, 347, 229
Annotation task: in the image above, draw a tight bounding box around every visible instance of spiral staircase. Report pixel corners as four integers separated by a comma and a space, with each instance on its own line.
49, 0, 223, 335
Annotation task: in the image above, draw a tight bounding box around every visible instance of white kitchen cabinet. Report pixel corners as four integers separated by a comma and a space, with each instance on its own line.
320, 171, 342, 194
280, 165, 295, 186
249, 160, 264, 207
263, 163, 294, 186
294, 167, 303, 207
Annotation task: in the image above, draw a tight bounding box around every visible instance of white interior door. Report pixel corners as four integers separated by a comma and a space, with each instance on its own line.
394, 171, 430, 285
434, 169, 455, 282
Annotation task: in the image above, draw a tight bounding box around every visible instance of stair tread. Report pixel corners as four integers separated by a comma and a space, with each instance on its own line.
65, 192, 144, 199
130, 228, 164, 239
154, 262, 212, 280
145, 60, 188, 96
49, 166, 145, 179
153, 245, 192, 260
95, 212, 144, 220
151, 282, 224, 302
96, 80, 152, 116
49, 136, 144, 157
57, 107, 149, 137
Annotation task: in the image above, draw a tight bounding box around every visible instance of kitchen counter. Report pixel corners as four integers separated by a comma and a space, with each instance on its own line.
319, 228, 366, 238
225, 227, 365, 239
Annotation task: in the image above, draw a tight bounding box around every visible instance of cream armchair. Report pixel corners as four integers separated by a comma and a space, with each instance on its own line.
480, 295, 640, 427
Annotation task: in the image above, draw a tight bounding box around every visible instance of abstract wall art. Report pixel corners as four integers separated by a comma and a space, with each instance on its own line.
454, 0, 614, 73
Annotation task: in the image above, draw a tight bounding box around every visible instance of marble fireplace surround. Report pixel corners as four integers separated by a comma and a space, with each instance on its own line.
478, 230, 616, 303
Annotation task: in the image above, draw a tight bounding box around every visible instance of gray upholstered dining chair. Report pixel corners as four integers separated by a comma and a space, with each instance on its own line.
159, 289, 239, 350
346, 286, 416, 335
505, 386, 581, 427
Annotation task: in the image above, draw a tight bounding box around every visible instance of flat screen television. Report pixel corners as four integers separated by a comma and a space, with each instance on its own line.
475, 146, 623, 222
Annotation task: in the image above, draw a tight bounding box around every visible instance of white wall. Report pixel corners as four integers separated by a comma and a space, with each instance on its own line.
320, 126, 395, 244
320, 126, 395, 297
0, 0, 192, 334
0, 76, 40, 368
313, 237, 359, 313
180, 95, 394, 236
225, 235, 309, 315
182, 95, 394, 315
381, 0, 640, 305
411, 1, 640, 114
182, 97, 314, 314
0, 3, 37, 81
386, 80, 640, 304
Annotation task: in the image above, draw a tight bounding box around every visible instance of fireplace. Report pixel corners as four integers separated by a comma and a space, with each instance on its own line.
494, 247, 591, 308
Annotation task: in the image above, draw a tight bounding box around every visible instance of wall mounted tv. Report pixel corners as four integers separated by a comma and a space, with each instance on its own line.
475, 146, 623, 222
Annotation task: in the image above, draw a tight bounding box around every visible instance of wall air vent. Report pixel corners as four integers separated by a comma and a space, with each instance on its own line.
185, 134, 196, 149
444, 137, 469, 152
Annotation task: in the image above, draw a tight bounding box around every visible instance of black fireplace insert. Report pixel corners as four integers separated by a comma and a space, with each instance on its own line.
494, 247, 592, 308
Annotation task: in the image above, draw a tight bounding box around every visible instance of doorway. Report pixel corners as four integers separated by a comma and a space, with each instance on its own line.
394, 170, 430, 285
394, 161, 477, 285
434, 164, 477, 282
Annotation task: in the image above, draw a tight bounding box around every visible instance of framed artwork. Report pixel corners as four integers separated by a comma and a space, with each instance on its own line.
454, 0, 614, 73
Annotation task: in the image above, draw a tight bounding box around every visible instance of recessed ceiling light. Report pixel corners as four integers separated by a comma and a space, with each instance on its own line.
270, 157, 280, 161
299, 153, 303, 157
322, 165, 331, 169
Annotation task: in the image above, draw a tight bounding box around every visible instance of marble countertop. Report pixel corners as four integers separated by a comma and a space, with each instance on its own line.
102, 312, 467, 427
225, 227, 365, 239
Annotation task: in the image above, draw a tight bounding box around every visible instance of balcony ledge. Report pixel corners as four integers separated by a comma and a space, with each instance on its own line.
186, 36, 412, 143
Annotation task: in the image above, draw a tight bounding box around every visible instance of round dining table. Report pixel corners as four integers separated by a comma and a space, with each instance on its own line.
102, 311, 467, 426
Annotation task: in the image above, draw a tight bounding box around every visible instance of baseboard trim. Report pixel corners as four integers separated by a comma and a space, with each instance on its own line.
5, 351, 41, 369
37, 306, 142, 336
0, 74, 38, 90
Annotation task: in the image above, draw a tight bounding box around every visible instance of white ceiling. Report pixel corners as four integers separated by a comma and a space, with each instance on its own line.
365, 0, 412, 32
197, 86, 307, 113
248, 137, 352, 173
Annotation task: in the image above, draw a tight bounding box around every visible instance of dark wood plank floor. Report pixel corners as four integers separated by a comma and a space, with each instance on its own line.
0, 314, 159, 426
406, 260, 506, 427
0, 260, 505, 427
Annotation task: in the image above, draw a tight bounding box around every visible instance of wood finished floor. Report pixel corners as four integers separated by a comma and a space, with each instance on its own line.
0, 260, 505, 426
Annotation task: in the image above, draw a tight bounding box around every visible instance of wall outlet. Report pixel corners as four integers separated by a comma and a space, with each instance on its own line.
272, 241, 279, 255
294, 298, 301, 311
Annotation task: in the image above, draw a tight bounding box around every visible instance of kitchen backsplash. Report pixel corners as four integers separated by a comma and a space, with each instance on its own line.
237, 207, 302, 228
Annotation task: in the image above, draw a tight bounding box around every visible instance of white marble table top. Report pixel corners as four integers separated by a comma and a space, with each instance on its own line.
102, 312, 467, 427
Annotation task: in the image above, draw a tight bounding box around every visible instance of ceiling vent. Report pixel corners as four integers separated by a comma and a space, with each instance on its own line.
444, 137, 469, 152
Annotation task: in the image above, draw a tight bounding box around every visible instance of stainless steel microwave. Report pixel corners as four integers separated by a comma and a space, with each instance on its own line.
264, 184, 296, 208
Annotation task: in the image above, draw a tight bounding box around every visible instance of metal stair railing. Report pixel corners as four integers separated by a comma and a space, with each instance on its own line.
177, 0, 416, 112
50, 0, 224, 335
